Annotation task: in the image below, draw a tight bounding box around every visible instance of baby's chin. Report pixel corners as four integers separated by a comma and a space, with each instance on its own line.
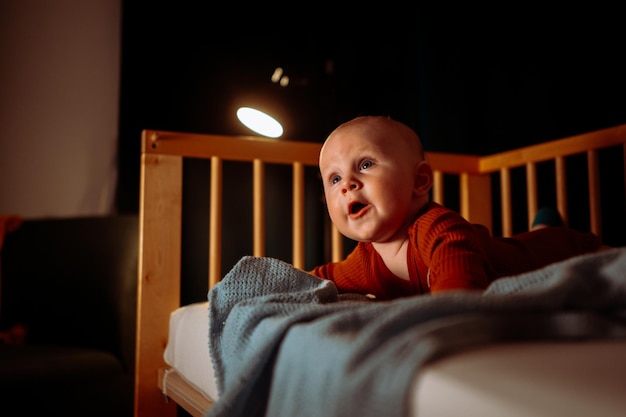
342, 228, 378, 243
335, 227, 364, 242
347, 224, 410, 244
336, 218, 387, 242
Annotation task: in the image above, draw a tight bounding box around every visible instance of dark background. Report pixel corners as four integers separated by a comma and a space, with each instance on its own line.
115, 3, 626, 300
116, 2, 626, 213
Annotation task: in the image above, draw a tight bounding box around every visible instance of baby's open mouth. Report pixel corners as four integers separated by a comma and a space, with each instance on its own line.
349, 201, 368, 215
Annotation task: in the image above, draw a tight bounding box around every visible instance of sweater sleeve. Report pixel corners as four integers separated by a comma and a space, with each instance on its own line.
415, 206, 493, 292
310, 243, 414, 299
309, 244, 373, 294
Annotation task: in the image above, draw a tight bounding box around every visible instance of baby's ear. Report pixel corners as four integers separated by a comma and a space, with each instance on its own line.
414, 161, 433, 196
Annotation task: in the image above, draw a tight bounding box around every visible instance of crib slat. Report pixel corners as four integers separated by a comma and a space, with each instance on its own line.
500, 167, 513, 236
459, 173, 470, 221
587, 150, 602, 237
555, 156, 568, 225
526, 162, 538, 229
331, 225, 343, 262
459, 173, 492, 232
209, 156, 223, 289
292, 162, 305, 269
432, 170, 444, 205
253, 159, 265, 257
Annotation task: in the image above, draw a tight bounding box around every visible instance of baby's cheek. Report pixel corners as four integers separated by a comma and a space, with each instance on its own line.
330, 205, 345, 221
326, 201, 340, 217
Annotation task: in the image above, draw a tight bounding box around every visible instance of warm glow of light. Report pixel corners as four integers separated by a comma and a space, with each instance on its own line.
271, 67, 283, 83
236, 107, 284, 138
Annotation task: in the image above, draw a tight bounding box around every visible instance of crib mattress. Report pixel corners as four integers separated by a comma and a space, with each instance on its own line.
163, 302, 626, 417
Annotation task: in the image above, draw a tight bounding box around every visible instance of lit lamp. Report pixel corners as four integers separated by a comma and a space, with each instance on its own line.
235, 67, 291, 139
236, 106, 284, 138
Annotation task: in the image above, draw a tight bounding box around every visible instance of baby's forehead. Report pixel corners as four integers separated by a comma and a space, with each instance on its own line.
335, 123, 410, 150
322, 128, 384, 156
320, 118, 421, 161
321, 133, 399, 170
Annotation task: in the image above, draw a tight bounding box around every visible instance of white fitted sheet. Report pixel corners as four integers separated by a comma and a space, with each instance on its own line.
164, 301, 626, 416
163, 301, 218, 401
412, 340, 626, 417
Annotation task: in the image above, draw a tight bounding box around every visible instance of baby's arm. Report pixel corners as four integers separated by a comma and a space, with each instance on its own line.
417, 217, 492, 293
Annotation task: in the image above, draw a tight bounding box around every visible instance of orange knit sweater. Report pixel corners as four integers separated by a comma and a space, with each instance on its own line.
310, 202, 602, 300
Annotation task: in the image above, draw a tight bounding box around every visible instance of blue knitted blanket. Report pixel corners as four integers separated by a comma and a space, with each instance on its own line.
207, 247, 626, 417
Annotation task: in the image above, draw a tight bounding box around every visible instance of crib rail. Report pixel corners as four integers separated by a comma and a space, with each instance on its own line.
478, 124, 626, 236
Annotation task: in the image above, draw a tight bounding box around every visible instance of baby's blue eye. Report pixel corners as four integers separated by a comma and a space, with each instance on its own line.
330, 175, 341, 185
360, 160, 373, 170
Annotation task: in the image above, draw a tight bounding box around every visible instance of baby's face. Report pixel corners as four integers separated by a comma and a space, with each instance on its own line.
319, 122, 422, 243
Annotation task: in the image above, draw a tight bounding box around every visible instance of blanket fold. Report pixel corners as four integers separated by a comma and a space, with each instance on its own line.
207, 248, 626, 417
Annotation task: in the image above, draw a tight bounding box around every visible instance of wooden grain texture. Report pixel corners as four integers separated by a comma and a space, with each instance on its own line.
135, 152, 182, 417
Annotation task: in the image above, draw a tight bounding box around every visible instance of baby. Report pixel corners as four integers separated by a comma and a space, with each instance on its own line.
310, 116, 603, 300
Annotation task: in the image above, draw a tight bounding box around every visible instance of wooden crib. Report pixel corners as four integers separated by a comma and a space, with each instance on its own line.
134, 124, 626, 417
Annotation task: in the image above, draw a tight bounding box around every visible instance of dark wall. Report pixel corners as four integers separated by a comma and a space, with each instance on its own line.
414, 4, 626, 154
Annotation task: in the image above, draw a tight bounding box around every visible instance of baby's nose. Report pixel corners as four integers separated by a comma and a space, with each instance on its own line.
342, 179, 359, 193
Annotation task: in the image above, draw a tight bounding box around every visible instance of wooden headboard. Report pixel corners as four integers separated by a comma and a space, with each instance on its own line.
134, 124, 626, 417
